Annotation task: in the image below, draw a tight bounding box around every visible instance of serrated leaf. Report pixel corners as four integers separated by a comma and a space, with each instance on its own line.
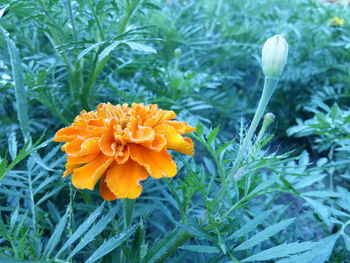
43, 206, 70, 258
175, 222, 214, 241
342, 233, 350, 251
56, 202, 105, 257
228, 209, 275, 239
195, 122, 203, 136
68, 205, 119, 259
276, 234, 340, 263
98, 41, 122, 62
302, 191, 341, 198
303, 197, 331, 226
207, 126, 220, 144
85, 223, 138, 263
144, 229, 190, 263
78, 41, 107, 60
241, 241, 315, 262
0, 26, 30, 139
124, 41, 157, 54
235, 218, 295, 251
8, 132, 17, 161
180, 245, 220, 254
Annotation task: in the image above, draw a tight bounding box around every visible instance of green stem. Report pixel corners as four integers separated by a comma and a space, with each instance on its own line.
123, 199, 135, 228
230, 76, 279, 176
120, 199, 135, 262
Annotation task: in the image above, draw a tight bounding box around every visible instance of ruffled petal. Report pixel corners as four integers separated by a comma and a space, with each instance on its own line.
116, 144, 130, 164
129, 144, 177, 179
66, 153, 100, 165
106, 159, 148, 199
140, 134, 167, 151
155, 124, 194, 155
65, 137, 100, 157
165, 121, 196, 134
53, 127, 88, 142
129, 125, 155, 143
100, 175, 117, 201
72, 154, 113, 190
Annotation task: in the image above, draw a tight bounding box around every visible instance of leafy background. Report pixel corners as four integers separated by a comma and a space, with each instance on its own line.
0, 0, 350, 262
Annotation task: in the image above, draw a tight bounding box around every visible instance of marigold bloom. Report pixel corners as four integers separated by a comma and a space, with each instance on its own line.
53, 103, 195, 200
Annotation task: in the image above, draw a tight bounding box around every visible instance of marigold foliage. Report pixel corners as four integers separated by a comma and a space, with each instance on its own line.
53, 103, 195, 200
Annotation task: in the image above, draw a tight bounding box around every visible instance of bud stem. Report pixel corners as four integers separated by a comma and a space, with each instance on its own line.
231, 76, 279, 174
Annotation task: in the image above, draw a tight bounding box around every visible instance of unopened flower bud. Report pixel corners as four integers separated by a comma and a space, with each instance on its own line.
261, 35, 288, 78
174, 48, 182, 58
264, 112, 275, 123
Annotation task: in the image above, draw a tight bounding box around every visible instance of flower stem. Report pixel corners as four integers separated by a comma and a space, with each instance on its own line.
123, 198, 135, 228
230, 76, 279, 177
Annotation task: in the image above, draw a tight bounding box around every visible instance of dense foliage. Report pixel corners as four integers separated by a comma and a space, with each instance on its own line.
1, 0, 350, 262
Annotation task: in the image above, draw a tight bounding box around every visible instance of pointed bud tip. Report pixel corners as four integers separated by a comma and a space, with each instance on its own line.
262, 35, 288, 78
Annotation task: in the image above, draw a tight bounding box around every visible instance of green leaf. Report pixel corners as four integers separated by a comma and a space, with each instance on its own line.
67, 205, 119, 260
342, 233, 350, 251
180, 245, 220, 254
175, 222, 214, 241
78, 41, 107, 60
207, 126, 220, 144
98, 41, 122, 62
234, 218, 295, 251
0, 256, 40, 263
8, 132, 17, 161
0, 26, 30, 139
228, 209, 275, 239
43, 206, 70, 258
276, 234, 340, 263
303, 197, 331, 226
144, 229, 190, 263
55, 202, 105, 257
241, 241, 315, 262
85, 223, 138, 263
302, 191, 341, 198
124, 41, 157, 54
195, 122, 203, 136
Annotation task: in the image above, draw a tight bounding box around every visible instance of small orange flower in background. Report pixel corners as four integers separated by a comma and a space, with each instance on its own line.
53, 103, 195, 200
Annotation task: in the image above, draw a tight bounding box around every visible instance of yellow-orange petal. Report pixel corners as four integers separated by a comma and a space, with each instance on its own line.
106, 159, 148, 199
155, 124, 194, 155
53, 127, 88, 142
140, 134, 167, 151
129, 144, 177, 179
63, 163, 80, 178
65, 137, 100, 157
66, 152, 100, 165
72, 154, 113, 190
99, 134, 116, 157
129, 125, 155, 143
100, 175, 117, 201
115, 145, 130, 164
165, 121, 195, 134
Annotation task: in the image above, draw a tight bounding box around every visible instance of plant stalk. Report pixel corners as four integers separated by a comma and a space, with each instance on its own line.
230, 76, 279, 176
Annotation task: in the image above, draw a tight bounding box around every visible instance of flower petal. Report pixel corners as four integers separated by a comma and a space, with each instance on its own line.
65, 137, 100, 157
100, 175, 117, 201
140, 134, 167, 151
115, 145, 130, 164
155, 124, 194, 155
129, 144, 177, 179
129, 125, 155, 143
106, 159, 148, 199
72, 154, 113, 190
53, 127, 88, 142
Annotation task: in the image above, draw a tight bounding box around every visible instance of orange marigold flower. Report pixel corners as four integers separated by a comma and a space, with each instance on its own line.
53, 103, 195, 200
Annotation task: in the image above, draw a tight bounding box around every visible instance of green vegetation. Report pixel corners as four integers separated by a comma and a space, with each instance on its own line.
1, 0, 350, 262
